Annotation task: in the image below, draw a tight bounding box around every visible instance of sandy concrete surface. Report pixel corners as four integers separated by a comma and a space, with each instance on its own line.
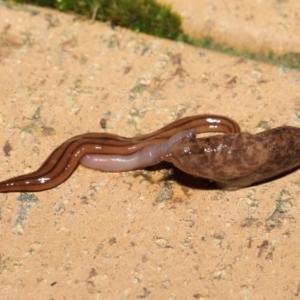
160, 0, 300, 54
0, 3, 300, 300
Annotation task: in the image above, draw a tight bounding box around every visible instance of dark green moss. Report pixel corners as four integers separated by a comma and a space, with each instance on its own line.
14, 0, 186, 41
14, 0, 55, 7
188, 35, 300, 70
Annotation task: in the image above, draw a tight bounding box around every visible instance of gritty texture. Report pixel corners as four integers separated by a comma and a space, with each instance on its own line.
1, 3, 300, 300
159, 0, 300, 54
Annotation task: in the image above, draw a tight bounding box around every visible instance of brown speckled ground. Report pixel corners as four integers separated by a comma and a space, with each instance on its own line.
1, 3, 300, 300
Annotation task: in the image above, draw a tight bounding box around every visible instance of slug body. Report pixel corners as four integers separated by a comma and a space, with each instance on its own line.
165, 126, 300, 190
0, 114, 239, 192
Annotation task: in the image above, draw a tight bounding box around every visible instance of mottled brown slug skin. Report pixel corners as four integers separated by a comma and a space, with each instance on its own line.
165, 126, 300, 190
0, 114, 239, 193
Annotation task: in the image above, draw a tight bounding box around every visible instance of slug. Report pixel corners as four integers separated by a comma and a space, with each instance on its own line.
164, 126, 300, 190
0, 114, 240, 192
